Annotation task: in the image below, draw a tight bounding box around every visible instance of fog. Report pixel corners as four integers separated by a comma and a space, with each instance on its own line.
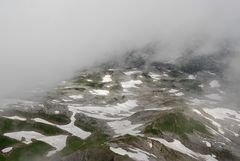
1, 0, 240, 100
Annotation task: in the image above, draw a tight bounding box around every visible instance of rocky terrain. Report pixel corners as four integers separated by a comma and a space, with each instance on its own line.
0, 51, 239, 161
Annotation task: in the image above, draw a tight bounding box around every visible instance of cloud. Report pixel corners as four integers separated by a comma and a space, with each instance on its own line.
0, 0, 240, 99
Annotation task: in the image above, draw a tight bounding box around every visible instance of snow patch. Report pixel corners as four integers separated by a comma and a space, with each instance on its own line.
203, 108, 240, 122
144, 107, 173, 111
148, 141, 153, 148
32, 111, 91, 140
90, 89, 109, 96
149, 72, 161, 81
121, 80, 142, 89
169, 89, 178, 93
124, 71, 142, 76
150, 137, 217, 161
86, 79, 93, 82
102, 75, 112, 83
209, 80, 220, 88
69, 95, 83, 99
202, 140, 211, 147
3, 116, 26, 121
110, 147, 156, 161
192, 109, 202, 115
175, 92, 184, 96
192, 109, 225, 135
108, 120, 142, 136
163, 73, 169, 77
189, 98, 217, 106
1, 147, 13, 153
54, 110, 60, 114
68, 100, 138, 121
4, 131, 68, 156
188, 75, 196, 80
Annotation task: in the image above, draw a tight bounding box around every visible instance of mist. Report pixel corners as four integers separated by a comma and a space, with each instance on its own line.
1, 0, 240, 100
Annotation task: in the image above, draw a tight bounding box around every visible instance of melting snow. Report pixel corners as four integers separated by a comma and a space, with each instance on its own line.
175, 92, 184, 96
188, 75, 196, 80
148, 141, 153, 148
225, 128, 239, 137
54, 110, 60, 114
68, 100, 138, 121
149, 72, 161, 81
209, 80, 220, 88
189, 98, 217, 106
121, 80, 142, 89
169, 89, 179, 93
107, 120, 142, 136
192, 109, 202, 115
150, 137, 217, 161
4, 131, 67, 156
1, 147, 13, 153
58, 112, 91, 139
144, 107, 173, 111
67, 100, 139, 137
3, 116, 26, 121
124, 71, 142, 76
69, 95, 83, 99
110, 147, 156, 161
86, 79, 93, 82
33, 110, 91, 140
203, 108, 240, 122
202, 140, 212, 147
4, 131, 45, 144
163, 73, 169, 77
90, 89, 109, 96
62, 99, 72, 102
102, 75, 112, 83
192, 109, 225, 135
32, 118, 55, 126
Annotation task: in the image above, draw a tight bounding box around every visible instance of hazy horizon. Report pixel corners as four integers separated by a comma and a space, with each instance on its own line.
1, 0, 240, 99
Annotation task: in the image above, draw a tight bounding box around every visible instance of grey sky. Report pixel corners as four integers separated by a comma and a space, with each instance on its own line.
0, 0, 240, 99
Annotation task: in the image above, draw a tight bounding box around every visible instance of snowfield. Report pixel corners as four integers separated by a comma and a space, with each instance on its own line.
33, 109, 91, 139
150, 137, 218, 161
107, 120, 142, 136
68, 100, 138, 121
192, 109, 225, 135
121, 80, 142, 89
102, 74, 112, 83
203, 108, 240, 122
4, 131, 68, 156
3, 116, 27, 121
110, 147, 156, 161
89, 89, 109, 96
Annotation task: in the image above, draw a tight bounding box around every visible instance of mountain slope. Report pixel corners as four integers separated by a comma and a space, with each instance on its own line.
0, 52, 239, 161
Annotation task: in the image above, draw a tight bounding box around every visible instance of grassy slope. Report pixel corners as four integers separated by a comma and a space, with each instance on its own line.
0, 118, 67, 136
144, 112, 209, 139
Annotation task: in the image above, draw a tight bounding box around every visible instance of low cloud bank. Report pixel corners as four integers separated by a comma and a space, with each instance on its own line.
0, 0, 240, 99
